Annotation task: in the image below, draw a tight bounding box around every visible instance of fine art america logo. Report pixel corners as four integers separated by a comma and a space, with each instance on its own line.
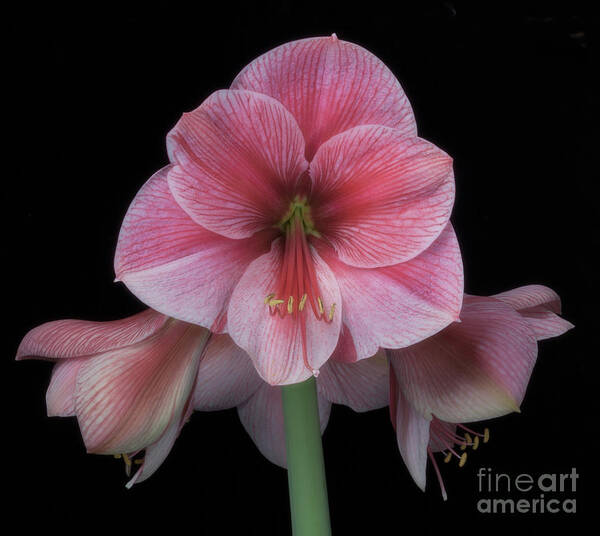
477, 468, 578, 514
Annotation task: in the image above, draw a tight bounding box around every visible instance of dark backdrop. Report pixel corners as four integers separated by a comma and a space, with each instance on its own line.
6, 2, 595, 534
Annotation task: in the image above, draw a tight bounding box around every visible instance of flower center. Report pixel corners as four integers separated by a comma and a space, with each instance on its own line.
264, 197, 335, 374
428, 417, 490, 500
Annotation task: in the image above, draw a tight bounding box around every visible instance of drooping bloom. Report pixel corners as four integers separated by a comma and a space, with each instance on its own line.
386, 285, 574, 499
16, 308, 389, 483
115, 35, 464, 385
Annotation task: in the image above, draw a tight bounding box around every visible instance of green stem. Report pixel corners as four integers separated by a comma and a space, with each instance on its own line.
281, 377, 332, 536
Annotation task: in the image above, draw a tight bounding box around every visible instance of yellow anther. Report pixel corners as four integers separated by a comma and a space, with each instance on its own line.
122, 453, 132, 466
483, 428, 490, 443
464, 432, 472, 445
269, 299, 285, 307
299, 294, 308, 311
113, 454, 122, 459
459, 442, 467, 451
444, 452, 452, 464
287, 296, 294, 314
317, 297, 324, 315
328, 303, 336, 321
459, 452, 467, 467
264, 293, 275, 304
134, 459, 144, 465
472, 436, 480, 450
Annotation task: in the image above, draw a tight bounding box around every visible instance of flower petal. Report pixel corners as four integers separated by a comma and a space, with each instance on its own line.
167, 89, 308, 239
319, 224, 463, 360
75, 321, 210, 454
193, 334, 263, 411
317, 350, 389, 412
16, 309, 168, 361
390, 366, 430, 491
237, 383, 331, 468
231, 35, 416, 160
310, 126, 454, 267
46, 359, 85, 417
115, 166, 270, 331
126, 413, 181, 488
227, 239, 342, 385
492, 285, 574, 340
388, 296, 538, 423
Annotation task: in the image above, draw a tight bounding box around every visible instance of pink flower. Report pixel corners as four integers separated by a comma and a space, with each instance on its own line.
16, 308, 389, 483
386, 285, 574, 499
115, 36, 463, 385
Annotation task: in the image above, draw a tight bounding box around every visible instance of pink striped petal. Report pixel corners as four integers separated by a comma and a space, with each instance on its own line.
16, 309, 168, 361
126, 415, 180, 487
75, 321, 210, 454
317, 350, 389, 412
231, 35, 416, 160
115, 166, 270, 331
237, 383, 331, 468
492, 285, 574, 340
46, 359, 85, 417
193, 334, 263, 411
166, 90, 308, 239
390, 367, 430, 491
227, 240, 341, 385
388, 296, 538, 423
320, 224, 463, 360
310, 126, 454, 267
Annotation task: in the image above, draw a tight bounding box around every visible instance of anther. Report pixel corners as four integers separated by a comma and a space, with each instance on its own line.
318, 297, 324, 315
459, 453, 467, 467
483, 428, 490, 443
444, 452, 452, 464
269, 299, 285, 306
264, 293, 275, 304
134, 459, 144, 465
472, 436, 480, 450
328, 303, 336, 321
113, 454, 122, 459
299, 294, 307, 311
464, 432, 472, 445
287, 296, 294, 314
460, 442, 467, 451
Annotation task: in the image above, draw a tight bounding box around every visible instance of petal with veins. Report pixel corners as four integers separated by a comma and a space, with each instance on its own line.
320, 224, 463, 360
310, 126, 454, 268
228, 240, 341, 385
115, 166, 271, 331
232, 35, 416, 160
167, 90, 308, 239
389, 296, 538, 423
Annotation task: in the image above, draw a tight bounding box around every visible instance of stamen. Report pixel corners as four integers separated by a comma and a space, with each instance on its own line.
472, 436, 480, 450
443, 452, 452, 463
287, 296, 294, 314
328, 304, 336, 322
483, 428, 490, 443
299, 294, 307, 311
458, 452, 467, 467
264, 293, 275, 304
317, 297, 324, 316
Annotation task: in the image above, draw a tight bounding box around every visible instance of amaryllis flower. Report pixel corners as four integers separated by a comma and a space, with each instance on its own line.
16, 308, 389, 483
386, 285, 573, 499
114, 35, 464, 385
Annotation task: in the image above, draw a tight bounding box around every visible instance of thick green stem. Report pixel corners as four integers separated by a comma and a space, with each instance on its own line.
281, 377, 332, 536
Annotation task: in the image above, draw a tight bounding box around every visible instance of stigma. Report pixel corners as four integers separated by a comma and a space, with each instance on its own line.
428, 417, 490, 501
264, 197, 336, 372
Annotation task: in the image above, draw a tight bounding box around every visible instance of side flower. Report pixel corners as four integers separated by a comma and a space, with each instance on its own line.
387, 285, 573, 499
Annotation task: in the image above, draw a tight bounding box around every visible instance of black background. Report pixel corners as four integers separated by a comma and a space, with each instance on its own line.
6, 1, 596, 534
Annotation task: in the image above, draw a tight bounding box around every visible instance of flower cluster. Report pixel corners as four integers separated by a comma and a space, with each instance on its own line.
18, 36, 572, 496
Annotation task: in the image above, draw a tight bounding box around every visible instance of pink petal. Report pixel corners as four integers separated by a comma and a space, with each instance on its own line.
75, 320, 210, 454
310, 126, 455, 267
167, 89, 308, 239
126, 410, 183, 488
193, 334, 263, 411
317, 350, 389, 412
237, 383, 331, 468
390, 367, 430, 491
115, 166, 270, 331
319, 224, 463, 360
231, 35, 416, 160
388, 296, 538, 423
16, 309, 168, 360
492, 285, 574, 340
46, 359, 85, 417
227, 239, 342, 385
